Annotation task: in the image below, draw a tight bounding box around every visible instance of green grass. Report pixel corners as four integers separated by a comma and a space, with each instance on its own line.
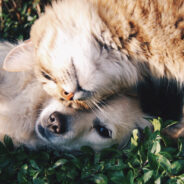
0, 0, 51, 42
0, 119, 184, 184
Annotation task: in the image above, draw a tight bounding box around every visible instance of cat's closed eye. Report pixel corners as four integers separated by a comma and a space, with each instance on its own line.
41, 71, 53, 81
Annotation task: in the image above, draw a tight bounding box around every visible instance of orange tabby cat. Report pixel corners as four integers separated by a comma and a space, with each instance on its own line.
3, 0, 184, 110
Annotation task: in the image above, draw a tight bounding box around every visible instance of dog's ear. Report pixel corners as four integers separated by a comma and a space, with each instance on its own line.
3, 40, 34, 72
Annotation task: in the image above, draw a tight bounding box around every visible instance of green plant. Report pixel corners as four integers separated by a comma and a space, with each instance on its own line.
0, 119, 184, 184
0, 0, 51, 42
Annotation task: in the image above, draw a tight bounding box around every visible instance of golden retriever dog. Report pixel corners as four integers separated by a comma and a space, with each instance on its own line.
0, 42, 150, 151
35, 94, 150, 151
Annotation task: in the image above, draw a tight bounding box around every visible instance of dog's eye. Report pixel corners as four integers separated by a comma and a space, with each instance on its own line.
93, 118, 112, 138
41, 71, 52, 81
94, 125, 112, 138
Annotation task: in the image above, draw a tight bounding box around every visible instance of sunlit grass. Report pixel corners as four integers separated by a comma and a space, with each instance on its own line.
0, 119, 184, 184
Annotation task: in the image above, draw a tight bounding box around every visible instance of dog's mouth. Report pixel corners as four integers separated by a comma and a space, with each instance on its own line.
37, 125, 55, 141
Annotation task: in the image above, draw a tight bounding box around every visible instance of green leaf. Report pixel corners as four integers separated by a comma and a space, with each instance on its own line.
171, 160, 184, 175
131, 129, 139, 147
143, 170, 154, 183
148, 153, 159, 170
94, 174, 108, 184
33, 178, 45, 184
162, 120, 178, 129
177, 174, 184, 181
159, 151, 173, 160
30, 160, 40, 170
177, 139, 184, 157
154, 177, 161, 184
152, 119, 161, 131
17, 171, 28, 184
127, 170, 134, 184
157, 154, 171, 173
21, 164, 28, 174
110, 171, 124, 184
150, 141, 161, 154
52, 159, 68, 169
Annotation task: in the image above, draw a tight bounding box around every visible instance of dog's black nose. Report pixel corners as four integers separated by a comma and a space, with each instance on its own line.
47, 112, 68, 134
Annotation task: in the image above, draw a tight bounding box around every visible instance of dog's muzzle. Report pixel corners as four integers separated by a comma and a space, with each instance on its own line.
37, 112, 70, 140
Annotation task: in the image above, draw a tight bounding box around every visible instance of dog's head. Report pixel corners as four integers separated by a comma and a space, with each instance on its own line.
36, 94, 150, 151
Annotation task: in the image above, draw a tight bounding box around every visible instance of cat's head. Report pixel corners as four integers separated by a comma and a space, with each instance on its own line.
3, 0, 138, 109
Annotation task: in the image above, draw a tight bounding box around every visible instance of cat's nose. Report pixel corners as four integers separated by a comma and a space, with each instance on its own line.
62, 91, 74, 101
61, 85, 92, 101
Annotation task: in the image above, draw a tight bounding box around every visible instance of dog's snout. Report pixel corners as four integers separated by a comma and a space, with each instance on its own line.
47, 112, 68, 134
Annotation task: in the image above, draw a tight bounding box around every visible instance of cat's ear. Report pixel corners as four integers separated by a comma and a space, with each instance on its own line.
3, 40, 35, 72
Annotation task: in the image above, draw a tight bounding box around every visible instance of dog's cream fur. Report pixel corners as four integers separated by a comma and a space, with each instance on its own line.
0, 42, 49, 148
0, 42, 150, 150
35, 94, 150, 151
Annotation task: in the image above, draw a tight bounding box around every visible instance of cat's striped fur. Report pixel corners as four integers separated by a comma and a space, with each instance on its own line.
4, 0, 184, 114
